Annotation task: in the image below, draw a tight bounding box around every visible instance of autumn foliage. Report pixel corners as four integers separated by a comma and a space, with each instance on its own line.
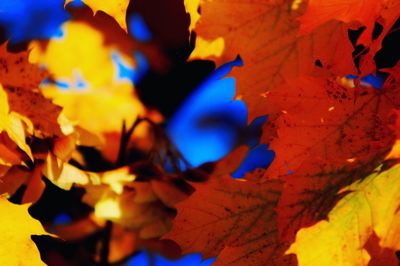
0, 0, 399, 265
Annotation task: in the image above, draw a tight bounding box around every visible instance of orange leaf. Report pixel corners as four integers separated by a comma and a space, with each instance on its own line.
0, 166, 30, 196
0, 43, 47, 89
0, 140, 22, 166
3, 86, 63, 138
262, 70, 400, 242
299, 0, 400, 47
165, 177, 296, 265
22, 163, 45, 204
299, 0, 381, 34
193, 0, 357, 119
151, 180, 189, 208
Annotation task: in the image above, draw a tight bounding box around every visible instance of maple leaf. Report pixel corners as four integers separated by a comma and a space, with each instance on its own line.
3, 86, 64, 138
184, 0, 225, 60
62, 6, 168, 71
65, 0, 129, 31
0, 43, 48, 89
184, 0, 201, 32
165, 177, 296, 266
0, 44, 78, 204
258, 69, 400, 242
191, 0, 357, 119
81, 167, 189, 239
42, 153, 112, 190
0, 138, 22, 166
358, 4, 400, 74
0, 84, 33, 161
0, 0, 398, 264
299, 0, 400, 45
0, 197, 48, 266
0, 44, 63, 138
299, 0, 400, 74
287, 162, 400, 265
299, 0, 381, 35
42, 159, 179, 239
0, 166, 30, 196
189, 0, 400, 245
29, 21, 148, 160
28, 18, 160, 161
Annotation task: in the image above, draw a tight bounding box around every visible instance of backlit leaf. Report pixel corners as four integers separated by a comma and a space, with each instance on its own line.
193, 0, 357, 119
264, 70, 400, 242
287, 162, 400, 265
0, 43, 48, 88
299, 0, 400, 46
65, 0, 129, 31
30, 21, 146, 142
0, 197, 48, 266
165, 177, 296, 265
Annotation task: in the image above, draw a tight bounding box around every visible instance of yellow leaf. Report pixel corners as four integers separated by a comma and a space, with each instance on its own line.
30, 22, 145, 137
0, 197, 47, 266
43, 153, 93, 190
0, 85, 33, 161
82, 173, 171, 238
93, 191, 169, 233
43, 151, 135, 191
189, 37, 225, 60
30, 22, 115, 87
0, 84, 8, 119
102, 167, 136, 194
53, 134, 77, 161
95, 198, 122, 219
7, 113, 33, 160
65, 0, 129, 31
287, 163, 400, 265
184, 0, 201, 31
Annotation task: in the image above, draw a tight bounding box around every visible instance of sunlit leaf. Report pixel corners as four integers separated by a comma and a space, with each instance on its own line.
65, 0, 129, 31
3, 86, 63, 138
287, 162, 400, 265
0, 197, 48, 265
263, 71, 400, 242
193, 0, 357, 119
30, 21, 147, 152
184, 0, 201, 31
0, 84, 33, 160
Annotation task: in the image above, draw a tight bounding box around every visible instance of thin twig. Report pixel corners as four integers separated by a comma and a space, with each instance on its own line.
99, 220, 112, 265
116, 118, 144, 167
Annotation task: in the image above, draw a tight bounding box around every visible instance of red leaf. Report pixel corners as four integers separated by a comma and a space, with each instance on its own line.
260, 69, 400, 242
165, 177, 296, 265
0, 43, 48, 89
193, 0, 357, 119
